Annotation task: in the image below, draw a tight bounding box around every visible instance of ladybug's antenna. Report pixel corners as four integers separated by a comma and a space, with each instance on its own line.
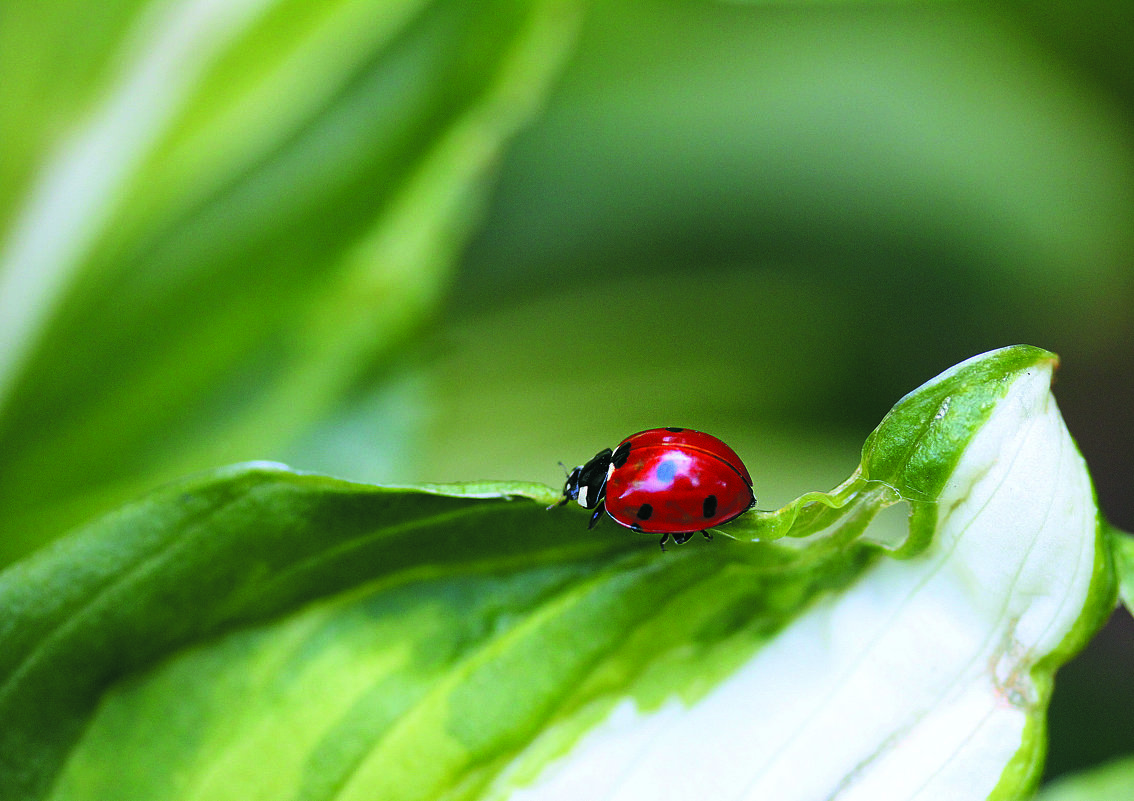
548, 462, 578, 510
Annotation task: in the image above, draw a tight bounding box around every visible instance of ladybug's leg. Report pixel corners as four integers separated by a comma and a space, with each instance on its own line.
588, 505, 604, 530
658, 533, 670, 551
701, 530, 713, 541
672, 531, 694, 545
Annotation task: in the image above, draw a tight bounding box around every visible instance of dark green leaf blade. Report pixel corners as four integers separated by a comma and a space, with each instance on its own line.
0, 466, 869, 801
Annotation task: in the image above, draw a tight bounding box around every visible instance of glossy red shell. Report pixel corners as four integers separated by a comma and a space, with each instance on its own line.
603, 428, 754, 534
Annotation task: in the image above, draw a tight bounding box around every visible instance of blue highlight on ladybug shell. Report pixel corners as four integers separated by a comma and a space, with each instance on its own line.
652, 457, 680, 485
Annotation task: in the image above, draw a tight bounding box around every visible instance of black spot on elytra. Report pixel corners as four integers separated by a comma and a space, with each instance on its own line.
636, 503, 653, 520
702, 495, 718, 518
665, 427, 684, 432
611, 442, 631, 469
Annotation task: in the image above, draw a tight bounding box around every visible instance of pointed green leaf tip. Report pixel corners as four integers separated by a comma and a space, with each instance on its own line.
0, 347, 1111, 801
861, 343, 1060, 499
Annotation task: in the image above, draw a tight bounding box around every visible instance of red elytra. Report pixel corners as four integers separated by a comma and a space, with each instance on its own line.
554, 427, 755, 549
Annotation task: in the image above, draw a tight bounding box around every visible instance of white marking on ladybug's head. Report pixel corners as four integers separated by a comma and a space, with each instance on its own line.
606, 463, 616, 481
577, 485, 589, 508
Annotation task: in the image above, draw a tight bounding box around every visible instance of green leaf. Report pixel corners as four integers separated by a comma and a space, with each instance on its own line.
1034, 756, 1134, 801
1111, 523, 1134, 613
0, 467, 871, 800
0, 347, 1111, 800
0, 0, 583, 566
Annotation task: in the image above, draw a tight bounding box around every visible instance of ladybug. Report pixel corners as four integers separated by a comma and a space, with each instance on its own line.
553, 427, 755, 549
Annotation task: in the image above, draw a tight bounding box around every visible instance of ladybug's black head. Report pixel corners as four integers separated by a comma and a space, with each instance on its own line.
559, 448, 612, 510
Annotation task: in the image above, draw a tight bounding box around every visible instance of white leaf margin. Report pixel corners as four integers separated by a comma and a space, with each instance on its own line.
498, 359, 1100, 801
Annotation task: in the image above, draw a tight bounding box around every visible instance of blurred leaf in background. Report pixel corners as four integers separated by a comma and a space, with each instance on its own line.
0, 0, 584, 566
1033, 754, 1134, 801
444, 0, 1134, 462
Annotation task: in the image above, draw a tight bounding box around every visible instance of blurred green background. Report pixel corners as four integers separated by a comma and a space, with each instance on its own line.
1, 0, 1131, 787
